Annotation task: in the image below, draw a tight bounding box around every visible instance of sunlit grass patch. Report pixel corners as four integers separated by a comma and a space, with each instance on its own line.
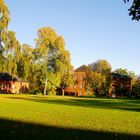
0, 94, 140, 140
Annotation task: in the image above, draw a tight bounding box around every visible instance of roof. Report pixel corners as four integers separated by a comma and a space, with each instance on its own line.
75, 65, 87, 72
74, 66, 132, 80
112, 73, 131, 80
0, 72, 20, 81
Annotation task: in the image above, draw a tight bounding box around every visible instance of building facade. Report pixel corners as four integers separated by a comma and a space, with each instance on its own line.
65, 71, 86, 96
65, 66, 132, 97
110, 73, 132, 97
0, 73, 29, 94
64, 65, 86, 96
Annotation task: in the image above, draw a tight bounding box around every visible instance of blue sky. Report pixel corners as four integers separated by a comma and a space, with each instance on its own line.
5, 0, 140, 75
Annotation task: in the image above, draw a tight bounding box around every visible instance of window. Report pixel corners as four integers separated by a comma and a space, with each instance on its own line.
74, 75, 77, 80
80, 91, 82, 96
7, 84, 10, 90
12, 84, 15, 90
112, 88, 115, 93
120, 83, 124, 89
80, 83, 83, 89
75, 92, 78, 96
1, 84, 4, 90
74, 84, 77, 88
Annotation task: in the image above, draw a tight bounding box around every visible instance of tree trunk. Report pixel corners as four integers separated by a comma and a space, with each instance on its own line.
43, 78, 47, 95
0, 30, 3, 55
62, 88, 65, 96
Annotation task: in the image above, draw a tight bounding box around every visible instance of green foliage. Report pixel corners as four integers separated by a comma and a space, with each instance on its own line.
0, 0, 10, 56
114, 68, 140, 96
132, 79, 140, 97
0, 13, 73, 95
124, 0, 140, 21
35, 27, 73, 95
87, 60, 112, 96
114, 68, 137, 86
0, 31, 21, 76
16, 44, 34, 80
1, 0, 139, 97
0, 1, 73, 95
89, 59, 112, 74
0, 0, 10, 30
58, 50, 74, 95
84, 66, 106, 96
114, 68, 129, 75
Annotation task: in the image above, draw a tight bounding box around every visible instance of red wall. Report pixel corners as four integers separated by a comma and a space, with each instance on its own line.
0, 80, 29, 94
65, 72, 86, 96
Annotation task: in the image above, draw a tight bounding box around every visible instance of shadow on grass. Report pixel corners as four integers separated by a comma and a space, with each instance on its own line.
0, 117, 139, 140
6, 96, 140, 112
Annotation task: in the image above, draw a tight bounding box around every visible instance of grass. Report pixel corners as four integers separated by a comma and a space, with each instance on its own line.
0, 94, 140, 140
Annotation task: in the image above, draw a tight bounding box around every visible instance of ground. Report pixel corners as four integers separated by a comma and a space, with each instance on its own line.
0, 94, 140, 140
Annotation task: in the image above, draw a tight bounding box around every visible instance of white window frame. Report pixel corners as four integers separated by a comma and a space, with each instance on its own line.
80, 83, 83, 89
74, 84, 77, 88
74, 75, 77, 80
12, 84, 15, 90
1, 83, 4, 90
7, 84, 10, 90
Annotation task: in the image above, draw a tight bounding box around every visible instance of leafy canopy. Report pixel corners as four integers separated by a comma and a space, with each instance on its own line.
124, 0, 140, 21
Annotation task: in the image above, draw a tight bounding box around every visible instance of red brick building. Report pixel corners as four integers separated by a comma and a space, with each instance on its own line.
65, 65, 86, 96
0, 73, 29, 94
110, 73, 132, 97
65, 66, 132, 97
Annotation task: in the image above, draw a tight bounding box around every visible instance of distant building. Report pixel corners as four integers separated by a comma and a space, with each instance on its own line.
64, 65, 86, 96
0, 73, 29, 94
110, 73, 132, 97
65, 65, 132, 97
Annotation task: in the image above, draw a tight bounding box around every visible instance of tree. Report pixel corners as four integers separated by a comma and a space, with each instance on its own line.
113, 68, 137, 85
58, 50, 74, 96
114, 68, 129, 75
36, 27, 73, 95
1, 31, 21, 75
17, 44, 34, 80
114, 68, 139, 97
124, 0, 140, 21
0, 0, 10, 30
84, 66, 106, 96
89, 59, 112, 74
0, 0, 10, 55
0, 1, 74, 95
132, 78, 140, 97
89, 60, 112, 96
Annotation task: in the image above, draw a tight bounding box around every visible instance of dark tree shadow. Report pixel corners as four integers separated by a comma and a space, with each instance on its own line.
0, 117, 139, 140
6, 96, 140, 112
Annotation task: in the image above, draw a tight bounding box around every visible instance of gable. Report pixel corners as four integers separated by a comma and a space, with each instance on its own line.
75, 65, 88, 72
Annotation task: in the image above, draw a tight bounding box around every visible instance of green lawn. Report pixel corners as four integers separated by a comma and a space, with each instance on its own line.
0, 94, 140, 140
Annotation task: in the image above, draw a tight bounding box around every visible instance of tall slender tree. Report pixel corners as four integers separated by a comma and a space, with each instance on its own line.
58, 50, 74, 96
89, 60, 112, 95
0, 0, 10, 55
1, 31, 21, 75
36, 27, 73, 95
